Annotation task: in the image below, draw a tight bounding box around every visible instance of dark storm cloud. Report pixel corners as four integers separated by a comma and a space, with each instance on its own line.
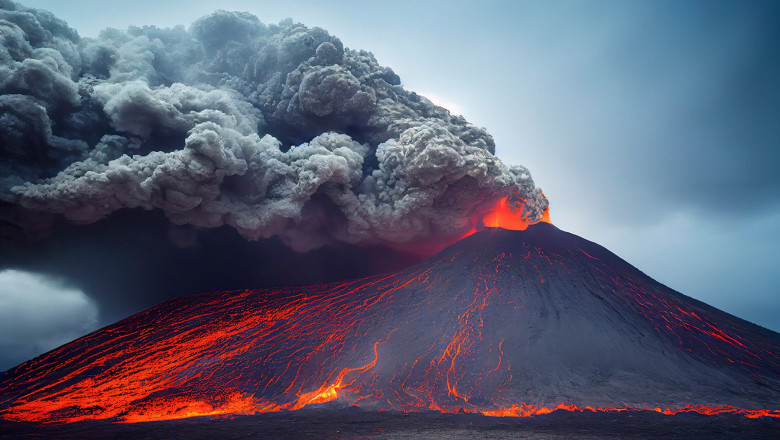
624, 2, 780, 217
0, 2, 547, 251
583, 1, 780, 221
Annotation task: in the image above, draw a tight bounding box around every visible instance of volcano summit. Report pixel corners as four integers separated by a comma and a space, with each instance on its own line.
1, 223, 778, 423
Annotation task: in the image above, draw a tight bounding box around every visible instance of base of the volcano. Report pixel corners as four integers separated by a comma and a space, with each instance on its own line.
2, 408, 778, 440
3, 225, 778, 425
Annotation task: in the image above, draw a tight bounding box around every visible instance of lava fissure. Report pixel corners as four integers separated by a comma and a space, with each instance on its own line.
1, 224, 779, 423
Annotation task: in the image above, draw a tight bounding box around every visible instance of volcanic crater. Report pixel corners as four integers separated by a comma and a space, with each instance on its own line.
1, 223, 779, 423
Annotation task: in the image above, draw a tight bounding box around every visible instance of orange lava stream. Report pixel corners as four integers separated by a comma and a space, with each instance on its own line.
478, 403, 780, 418
120, 393, 259, 424
2, 224, 778, 424
289, 335, 391, 410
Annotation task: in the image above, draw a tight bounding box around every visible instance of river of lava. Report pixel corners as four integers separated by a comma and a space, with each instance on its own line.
1, 225, 778, 423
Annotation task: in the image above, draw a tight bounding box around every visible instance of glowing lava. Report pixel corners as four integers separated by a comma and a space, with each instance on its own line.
1, 224, 778, 424
482, 196, 533, 230
460, 194, 551, 242
480, 193, 552, 232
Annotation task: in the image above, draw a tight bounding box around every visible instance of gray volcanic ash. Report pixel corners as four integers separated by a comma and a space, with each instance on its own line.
0, 1, 546, 250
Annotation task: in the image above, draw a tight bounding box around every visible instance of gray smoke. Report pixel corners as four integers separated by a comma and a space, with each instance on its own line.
0, 1, 547, 251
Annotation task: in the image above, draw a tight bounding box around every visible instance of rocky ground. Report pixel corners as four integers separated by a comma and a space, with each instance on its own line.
2, 408, 778, 440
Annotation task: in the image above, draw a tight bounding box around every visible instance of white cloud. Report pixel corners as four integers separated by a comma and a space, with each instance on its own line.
418, 91, 465, 117
0, 269, 99, 370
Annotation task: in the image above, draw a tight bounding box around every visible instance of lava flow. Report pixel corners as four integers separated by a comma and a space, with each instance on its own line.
1, 224, 779, 424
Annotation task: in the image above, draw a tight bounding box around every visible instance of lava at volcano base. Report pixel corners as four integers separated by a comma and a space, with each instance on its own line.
1, 224, 779, 424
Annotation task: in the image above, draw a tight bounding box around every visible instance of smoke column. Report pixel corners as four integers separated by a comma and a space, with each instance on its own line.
0, 1, 547, 251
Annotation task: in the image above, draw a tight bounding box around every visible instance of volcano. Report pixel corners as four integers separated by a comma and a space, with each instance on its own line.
1, 223, 779, 423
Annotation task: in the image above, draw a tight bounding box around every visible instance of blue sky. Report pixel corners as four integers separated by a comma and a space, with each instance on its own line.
11, 0, 780, 334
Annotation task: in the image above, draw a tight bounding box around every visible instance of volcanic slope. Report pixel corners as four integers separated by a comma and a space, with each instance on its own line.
1, 223, 779, 423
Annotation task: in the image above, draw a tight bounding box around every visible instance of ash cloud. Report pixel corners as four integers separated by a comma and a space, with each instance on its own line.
0, 2, 547, 250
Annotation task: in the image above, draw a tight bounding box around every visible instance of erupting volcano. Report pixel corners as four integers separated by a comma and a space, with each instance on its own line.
1, 217, 779, 424
1, 2, 778, 435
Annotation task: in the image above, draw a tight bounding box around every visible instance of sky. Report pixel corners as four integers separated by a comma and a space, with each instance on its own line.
1, 0, 778, 370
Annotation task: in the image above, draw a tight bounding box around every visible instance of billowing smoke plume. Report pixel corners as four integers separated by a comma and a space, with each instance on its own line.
0, 1, 547, 250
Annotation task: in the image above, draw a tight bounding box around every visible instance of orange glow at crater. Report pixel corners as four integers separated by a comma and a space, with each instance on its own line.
2, 203, 778, 426
540, 205, 552, 225
458, 194, 552, 242
482, 196, 530, 230
394, 193, 553, 253
481, 196, 552, 231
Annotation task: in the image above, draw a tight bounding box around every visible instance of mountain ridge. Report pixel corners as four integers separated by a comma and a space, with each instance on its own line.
1, 223, 778, 423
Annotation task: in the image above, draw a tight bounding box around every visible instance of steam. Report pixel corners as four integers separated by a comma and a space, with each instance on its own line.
0, 2, 547, 250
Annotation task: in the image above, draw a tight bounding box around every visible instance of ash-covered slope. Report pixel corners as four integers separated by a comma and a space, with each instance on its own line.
1, 224, 779, 423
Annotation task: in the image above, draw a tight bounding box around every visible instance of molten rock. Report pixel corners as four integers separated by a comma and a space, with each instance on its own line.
1, 223, 779, 423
